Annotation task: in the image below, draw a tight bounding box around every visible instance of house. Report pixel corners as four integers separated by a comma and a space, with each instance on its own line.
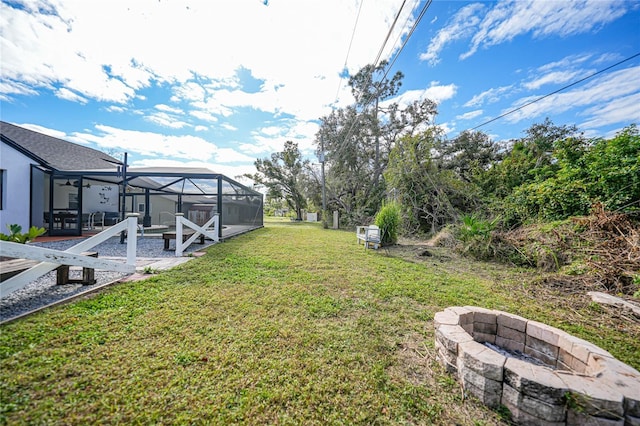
0, 121, 263, 238
1, 121, 121, 235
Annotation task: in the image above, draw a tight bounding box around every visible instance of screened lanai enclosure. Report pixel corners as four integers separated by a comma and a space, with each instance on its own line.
33, 165, 263, 239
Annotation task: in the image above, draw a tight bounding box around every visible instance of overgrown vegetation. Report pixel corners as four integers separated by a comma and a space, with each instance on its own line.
253, 63, 638, 301
1, 219, 638, 425
252, 62, 637, 252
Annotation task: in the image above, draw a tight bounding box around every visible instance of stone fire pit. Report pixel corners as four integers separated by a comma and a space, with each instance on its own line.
434, 306, 640, 425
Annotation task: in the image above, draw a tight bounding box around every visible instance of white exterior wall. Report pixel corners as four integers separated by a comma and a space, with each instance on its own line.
0, 142, 33, 231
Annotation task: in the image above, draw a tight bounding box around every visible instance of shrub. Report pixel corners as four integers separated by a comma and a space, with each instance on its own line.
455, 215, 502, 260
374, 202, 401, 246
0, 224, 46, 243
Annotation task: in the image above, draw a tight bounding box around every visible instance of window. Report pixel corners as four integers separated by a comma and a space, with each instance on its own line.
138, 203, 145, 213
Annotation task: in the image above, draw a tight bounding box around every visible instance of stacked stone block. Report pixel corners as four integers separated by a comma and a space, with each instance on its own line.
433, 306, 640, 425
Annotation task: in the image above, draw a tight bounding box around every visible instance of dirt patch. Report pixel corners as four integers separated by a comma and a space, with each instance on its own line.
391, 331, 436, 386
382, 239, 515, 283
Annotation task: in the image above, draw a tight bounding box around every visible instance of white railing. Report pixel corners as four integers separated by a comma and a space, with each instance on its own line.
0, 215, 139, 297
175, 213, 219, 257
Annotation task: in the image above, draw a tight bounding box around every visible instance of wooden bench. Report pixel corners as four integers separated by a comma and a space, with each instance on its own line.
0, 259, 39, 282
162, 231, 205, 250
0, 251, 99, 285
56, 251, 98, 285
356, 225, 381, 250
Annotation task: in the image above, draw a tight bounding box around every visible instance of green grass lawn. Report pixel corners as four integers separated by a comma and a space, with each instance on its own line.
1, 218, 638, 425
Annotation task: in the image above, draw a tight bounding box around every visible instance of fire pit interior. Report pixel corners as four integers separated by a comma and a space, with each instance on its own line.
434, 306, 640, 425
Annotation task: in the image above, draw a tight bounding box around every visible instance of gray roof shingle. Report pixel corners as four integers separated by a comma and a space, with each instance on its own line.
1, 121, 120, 171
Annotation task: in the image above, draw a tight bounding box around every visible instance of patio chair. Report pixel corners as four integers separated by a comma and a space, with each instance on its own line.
92, 212, 105, 230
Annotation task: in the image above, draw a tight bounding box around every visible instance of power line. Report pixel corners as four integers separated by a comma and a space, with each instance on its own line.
385, 0, 431, 78
373, 0, 407, 68
359, 0, 432, 110
468, 52, 640, 132
331, 0, 432, 160
334, 0, 366, 105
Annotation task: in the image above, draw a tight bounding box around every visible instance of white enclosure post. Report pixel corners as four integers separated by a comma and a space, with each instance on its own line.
174, 213, 218, 257
175, 213, 184, 257
125, 213, 139, 266
333, 211, 339, 229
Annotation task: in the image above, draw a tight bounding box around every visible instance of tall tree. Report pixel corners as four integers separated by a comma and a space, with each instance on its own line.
316, 61, 438, 226
385, 131, 481, 234
439, 130, 501, 183
480, 118, 580, 198
246, 141, 308, 221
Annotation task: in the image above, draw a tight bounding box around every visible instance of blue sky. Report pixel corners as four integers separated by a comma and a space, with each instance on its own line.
1, 0, 639, 184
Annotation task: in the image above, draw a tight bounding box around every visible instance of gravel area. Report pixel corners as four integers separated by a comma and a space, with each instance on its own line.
1, 236, 215, 323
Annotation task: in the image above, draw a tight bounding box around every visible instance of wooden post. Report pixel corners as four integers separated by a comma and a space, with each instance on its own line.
56, 251, 98, 285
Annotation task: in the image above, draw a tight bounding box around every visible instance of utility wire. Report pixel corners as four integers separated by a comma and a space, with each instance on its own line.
468, 52, 640, 132
334, 0, 366, 105
385, 0, 431, 78
331, 0, 432, 160
349, 0, 409, 106
373, 0, 407, 68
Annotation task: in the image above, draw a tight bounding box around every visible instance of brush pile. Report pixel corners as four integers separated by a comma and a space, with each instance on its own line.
571, 204, 639, 295
458, 204, 639, 297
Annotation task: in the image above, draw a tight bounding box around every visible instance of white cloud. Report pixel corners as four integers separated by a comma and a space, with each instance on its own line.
240, 135, 287, 157
523, 70, 586, 90
385, 83, 457, 109
258, 126, 283, 137
214, 148, 256, 164
75, 125, 219, 161
0, 81, 38, 99
0, 1, 419, 114
243, 119, 320, 156
220, 123, 237, 131
55, 87, 88, 104
189, 110, 219, 123
503, 66, 640, 128
171, 82, 207, 103
456, 110, 483, 120
579, 92, 640, 129
462, 0, 628, 60
105, 105, 127, 113
420, 0, 630, 65
420, 3, 485, 65
521, 54, 596, 90
145, 112, 189, 129
464, 85, 513, 107
537, 54, 592, 73
155, 104, 184, 114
